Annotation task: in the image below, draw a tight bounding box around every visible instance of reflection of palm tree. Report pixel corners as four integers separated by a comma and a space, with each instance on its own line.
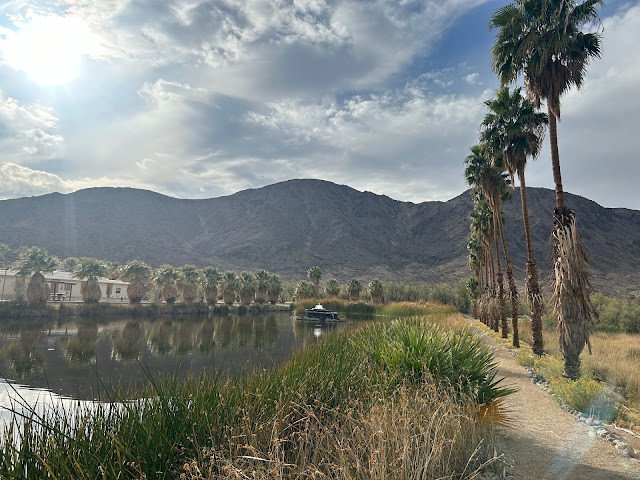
199, 319, 215, 352
2, 329, 43, 378
17, 246, 57, 305
175, 322, 196, 356
149, 320, 174, 356
116, 322, 144, 362
217, 316, 233, 347
73, 258, 108, 303
237, 315, 252, 347
66, 323, 98, 364
264, 314, 278, 347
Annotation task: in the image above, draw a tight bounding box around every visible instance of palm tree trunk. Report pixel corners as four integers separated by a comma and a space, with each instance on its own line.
496, 207, 518, 344
518, 170, 544, 354
548, 105, 593, 380
493, 215, 507, 335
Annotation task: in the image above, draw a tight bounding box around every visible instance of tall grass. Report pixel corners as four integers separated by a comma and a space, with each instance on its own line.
0, 316, 508, 479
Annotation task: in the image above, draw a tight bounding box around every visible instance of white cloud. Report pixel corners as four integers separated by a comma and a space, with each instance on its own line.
0, 91, 63, 162
464, 73, 479, 84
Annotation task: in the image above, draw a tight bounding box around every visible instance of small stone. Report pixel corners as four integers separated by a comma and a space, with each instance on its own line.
596, 428, 607, 436
587, 428, 597, 438
615, 442, 627, 450
585, 417, 593, 425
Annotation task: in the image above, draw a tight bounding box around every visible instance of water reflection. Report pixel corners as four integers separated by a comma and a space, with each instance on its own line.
0, 312, 352, 401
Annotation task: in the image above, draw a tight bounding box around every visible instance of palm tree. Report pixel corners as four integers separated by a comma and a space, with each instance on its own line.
154, 265, 179, 304
369, 279, 384, 304
465, 146, 510, 338
0, 243, 8, 266
324, 278, 340, 297
120, 260, 151, 304
73, 258, 108, 303
491, 0, 603, 378
16, 247, 58, 305
266, 274, 283, 304
106, 261, 121, 280
255, 270, 269, 304
470, 197, 498, 330
220, 271, 239, 305
482, 86, 548, 351
307, 266, 322, 294
295, 280, 315, 301
347, 278, 363, 301
200, 267, 221, 305
238, 271, 256, 305
179, 265, 200, 304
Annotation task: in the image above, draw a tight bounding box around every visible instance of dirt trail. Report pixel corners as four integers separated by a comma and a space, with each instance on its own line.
475, 322, 640, 480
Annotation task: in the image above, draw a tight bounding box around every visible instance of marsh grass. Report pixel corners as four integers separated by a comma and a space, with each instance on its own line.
295, 299, 458, 320
0, 315, 508, 479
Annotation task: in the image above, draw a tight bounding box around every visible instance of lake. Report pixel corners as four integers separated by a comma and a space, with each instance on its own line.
0, 312, 358, 418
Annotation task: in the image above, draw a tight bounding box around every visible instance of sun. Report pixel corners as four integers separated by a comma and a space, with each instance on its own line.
2, 16, 92, 86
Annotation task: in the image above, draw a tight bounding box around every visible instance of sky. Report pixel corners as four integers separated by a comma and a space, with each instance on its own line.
0, 0, 638, 208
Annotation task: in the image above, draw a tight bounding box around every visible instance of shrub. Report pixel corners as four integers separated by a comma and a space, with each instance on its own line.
548, 378, 620, 420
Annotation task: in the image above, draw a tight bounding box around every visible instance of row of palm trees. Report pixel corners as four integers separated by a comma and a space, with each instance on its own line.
8, 246, 284, 306
467, 0, 603, 379
297, 266, 384, 303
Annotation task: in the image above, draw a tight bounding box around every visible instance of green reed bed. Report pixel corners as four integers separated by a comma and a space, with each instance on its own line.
295, 299, 457, 319
0, 317, 512, 479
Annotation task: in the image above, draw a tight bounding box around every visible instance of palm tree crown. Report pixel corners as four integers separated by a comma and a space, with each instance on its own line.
17, 247, 57, 277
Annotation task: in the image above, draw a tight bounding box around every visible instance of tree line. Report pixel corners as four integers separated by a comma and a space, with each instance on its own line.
466, 0, 603, 380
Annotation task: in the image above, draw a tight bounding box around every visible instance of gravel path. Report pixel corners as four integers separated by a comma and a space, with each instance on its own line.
476, 323, 640, 480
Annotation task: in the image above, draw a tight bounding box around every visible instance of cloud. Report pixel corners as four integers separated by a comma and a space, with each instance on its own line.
0, 91, 63, 161
464, 73, 479, 85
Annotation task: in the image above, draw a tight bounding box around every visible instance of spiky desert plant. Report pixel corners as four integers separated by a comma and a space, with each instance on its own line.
220, 271, 239, 305
255, 269, 269, 304
73, 258, 107, 304
369, 279, 384, 304
179, 265, 200, 305
295, 280, 316, 301
153, 265, 179, 304
347, 278, 363, 301
200, 267, 221, 305
238, 271, 257, 305
307, 266, 322, 293
120, 260, 151, 304
17, 247, 57, 305
324, 278, 340, 297
266, 274, 283, 304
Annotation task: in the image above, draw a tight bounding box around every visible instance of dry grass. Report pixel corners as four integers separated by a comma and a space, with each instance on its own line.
181, 383, 498, 480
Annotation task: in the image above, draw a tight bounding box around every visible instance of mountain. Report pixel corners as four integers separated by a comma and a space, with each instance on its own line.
1, 179, 639, 295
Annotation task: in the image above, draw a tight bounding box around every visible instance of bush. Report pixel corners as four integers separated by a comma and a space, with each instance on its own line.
548, 378, 620, 420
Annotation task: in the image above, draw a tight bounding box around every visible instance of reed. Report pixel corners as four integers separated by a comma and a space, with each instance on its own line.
0, 316, 507, 479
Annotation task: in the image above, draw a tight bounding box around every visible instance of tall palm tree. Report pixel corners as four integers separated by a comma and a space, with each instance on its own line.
307, 266, 322, 294
324, 278, 340, 298
266, 274, 283, 304
254, 270, 269, 304
200, 267, 221, 305
16, 247, 58, 305
295, 280, 315, 301
369, 279, 384, 304
491, 0, 603, 378
220, 271, 239, 305
73, 258, 108, 303
482, 86, 548, 351
465, 146, 510, 338
238, 271, 256, 305
154, 265, 179, 304
120, 260, 151, 304
179, 265, 200, 304
347, 278, 363, 301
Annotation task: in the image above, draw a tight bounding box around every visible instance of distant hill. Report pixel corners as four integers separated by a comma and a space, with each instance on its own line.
1, 179, 639, 295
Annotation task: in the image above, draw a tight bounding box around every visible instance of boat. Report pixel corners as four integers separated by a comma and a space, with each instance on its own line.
291, 304, 344, 322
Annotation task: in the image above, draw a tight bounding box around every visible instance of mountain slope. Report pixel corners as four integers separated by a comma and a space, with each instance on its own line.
1, 179, 638, 294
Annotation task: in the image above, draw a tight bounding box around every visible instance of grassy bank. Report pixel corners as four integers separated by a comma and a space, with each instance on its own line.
0, 301, 291, 322
294, 299, 458, 319
0, 314, 510, 479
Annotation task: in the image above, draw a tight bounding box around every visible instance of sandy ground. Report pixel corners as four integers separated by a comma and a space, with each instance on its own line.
475, 321, 640, 480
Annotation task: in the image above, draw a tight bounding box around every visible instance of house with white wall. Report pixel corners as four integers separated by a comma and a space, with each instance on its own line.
0, 269, 129, 302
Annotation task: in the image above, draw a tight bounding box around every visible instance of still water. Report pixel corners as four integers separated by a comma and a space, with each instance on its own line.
0, 313, 355, 414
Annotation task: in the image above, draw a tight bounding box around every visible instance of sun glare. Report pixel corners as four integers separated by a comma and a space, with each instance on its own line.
2, 16, 92, 86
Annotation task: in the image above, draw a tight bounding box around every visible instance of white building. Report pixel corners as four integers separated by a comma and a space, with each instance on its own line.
0, 270, 129, 302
